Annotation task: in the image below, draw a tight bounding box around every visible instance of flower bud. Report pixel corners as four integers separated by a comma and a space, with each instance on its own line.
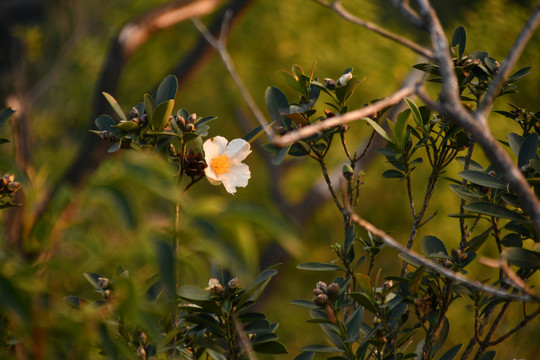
185, 123, 195, 132
187, 113, 197, 124
7, 182, 21, 193
382, 280, 393, 291
326, 283, 340, 298
227, 278, 239, 290
176, 116, 186, 128
140, 114, 148, 126
316, 281, 327, 292
324, 78, 336, 90
139, 331, 147, 344
323, 109, 335, 119
314, 293, 328, 307
313, 288, 324, 296
129, 107, 139, 119
137, 346, 146, 359
337, 72, 353, 87
103, 289, 112, 300
99, 130, 112, 140
98, 277, 110, 289
342, 164, 354, 180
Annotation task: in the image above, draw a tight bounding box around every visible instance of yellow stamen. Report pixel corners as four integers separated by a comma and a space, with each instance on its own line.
211, 155, 231, 175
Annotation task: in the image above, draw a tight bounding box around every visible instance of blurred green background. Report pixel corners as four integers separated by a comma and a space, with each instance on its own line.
1, 0, 539, 358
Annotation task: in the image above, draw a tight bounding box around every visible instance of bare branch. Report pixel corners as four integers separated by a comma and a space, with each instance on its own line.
273, 84, 416, 147
475, 2, 540, 119
314, 0, 433, 59
350, 213, 540, 302
191, 14, 274, 138
389, 0, 424, 28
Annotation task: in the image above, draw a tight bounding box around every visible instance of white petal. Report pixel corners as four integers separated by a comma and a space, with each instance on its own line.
203, 136, 228, 161
224, 139, 251, 161
204, 165, 220, 182
221, 163, 250, 194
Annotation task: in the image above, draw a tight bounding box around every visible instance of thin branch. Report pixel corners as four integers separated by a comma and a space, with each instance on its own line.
350, 213, 540, 302
273, 84, 416, 147
191, 14, 274, 138
389, 0, 424, 28
483, 305, 540, 346
314, 0, 433, 59
475, 2, 540, 120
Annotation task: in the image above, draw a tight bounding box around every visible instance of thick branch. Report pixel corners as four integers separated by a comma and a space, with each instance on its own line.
475, 2, 540, 119
314, 0, 433, 59
350, 213, 539, 302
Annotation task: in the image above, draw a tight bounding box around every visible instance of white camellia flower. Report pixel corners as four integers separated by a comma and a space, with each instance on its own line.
203, 136, 251, 194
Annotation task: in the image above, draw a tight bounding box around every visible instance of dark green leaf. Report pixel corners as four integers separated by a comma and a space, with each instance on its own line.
95, 114, 116, 132
0, 275, 31, 324
114, 121, 139, 132
455, 157, 485, 171
507, 67, 531, 83
151, 99, 174, 131
84, 272, 103, 289
439, 344, 462, 360
422, 235, 448, 256
243, 122, 274, 143
155, 75, 178, 105
452, 26, 466, 57
449, 184, 484, 202
272, 144, 291, 165
503, 248, 540, 269
408, 265, 425, 295
265, 86, 289, 122
144, 94, 154, 123
518, 133, 538, 168
64, 296, 88, 308
297, 262, 343, 271
507, 132, 523, 158
345, 305, 363, 341
177, 285, 210, 301
363, 117, 392, 143
349, 292, 377, 314
235, 268, 278, 306
382, 169, 405, 179
459, 170, 506, 189
291, 299, 318, 309
253, 341, 287, 354
279, 71, 305, 93
463, 202, 528, 223
501, 233, 522, 247
405, 98, 422, 128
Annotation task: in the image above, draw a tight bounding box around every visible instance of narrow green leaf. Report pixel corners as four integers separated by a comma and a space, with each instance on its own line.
156, 241, 175, 301
253, 341, 288, 354
144, 94, 154, 125
152, 99, 174, 131
459, 170, 506, 189
507, 67, 531, 83
102, 92, 127, 121
408, 265, 425, 295
297, 262, 343, 271
507, 132, 523, 158
291, 299, 318, 309
404, 98, 422, 128
382, 169, 405, 179
477, 351, 496, 360
363, 117, 392, 143
279, 71, 305, 93
449, 184, 484, 202
272, 144, 291, 165
177, 285, 210, 301
349, 292, 377, 314
463, 202, 528, 223
294, 352, 315, 360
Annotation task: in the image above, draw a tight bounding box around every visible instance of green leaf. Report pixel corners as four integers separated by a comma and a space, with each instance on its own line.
463, 202, 528, 223
253, 341, 288, 354
301, 345, 342, 353
156, 241, 175, 301
102, 92, 127, 121
64, 296, 88, 308
439, 344, 462, 360
404, 98, 422, 128
345, 305, 363, 341
507, 67, 531, 83
144, 94, 154, 124
363, 117, 392, 143
449, 184, 484, 202
452, 26, 466, 57
503, 247, 540, 269
95, 114, 116, 132
291, 299, 318, 309
155, 75, 178, 105
0, 107, 15, 129
455, 156, 485, 171
507, 132, 523, 158
422, 235, 448, 256
114, 121, 139, 132
518, 133, 538, 168
382, 169, 405, 179
0, 275, 31, 324
84, 272, 103, 289
459, 170, 506, 189
408, 265, 425, 295
235, 267, 278, 307
349, 292, 377, 314
297, 262, 343, 271
279, 70, 305, 93
272, 144, 291, 165
265, 87, 289, 122
151, 99, 174, 131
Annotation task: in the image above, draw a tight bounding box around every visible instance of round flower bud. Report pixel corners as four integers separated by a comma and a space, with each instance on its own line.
129, 107, 139, 119
139, 332, 147, 345
316, 281, 327, 292
99, 131, 112, 140
187, 113, 197, 124
326, 283, 340, 298
324, 78, 336, 90
342, 164, 354, 180
98, 277, 110, 289
185, 123, 195, 132
314, 293, 328, 307
137, 346, 146, 359
227, 278, 239, 290
140, 114, 148, 126
176, 116, 186, 128
313, 288, 324, 296
7, 182, 21, 193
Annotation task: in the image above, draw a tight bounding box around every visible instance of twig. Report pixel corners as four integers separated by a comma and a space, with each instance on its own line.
191, 14, 274, 138
273, 84, 416, 147
389, 0, 424, 28
313, 0, 433, 59
350, 213, 539, 302
475, 2, 540, 120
